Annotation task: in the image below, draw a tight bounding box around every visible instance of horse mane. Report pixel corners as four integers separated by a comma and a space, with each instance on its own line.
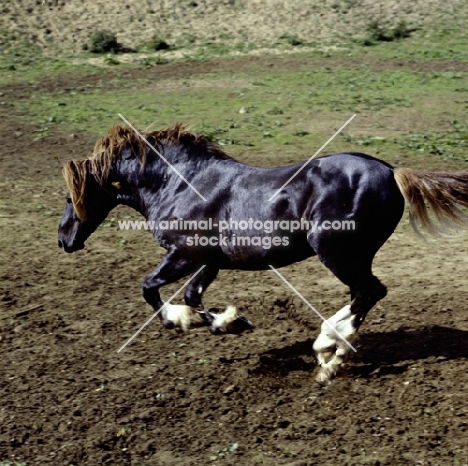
62, 123, 234, 219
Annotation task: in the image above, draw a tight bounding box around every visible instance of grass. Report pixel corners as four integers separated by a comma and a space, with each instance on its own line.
353, 28, 468, 62
0, 54, 106, 86
345, 120, 468, 163
2, 22, 468, 170
12, 58, 467, 165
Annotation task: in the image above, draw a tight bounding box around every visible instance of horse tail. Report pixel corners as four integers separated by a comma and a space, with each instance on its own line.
394, 167, 468, 236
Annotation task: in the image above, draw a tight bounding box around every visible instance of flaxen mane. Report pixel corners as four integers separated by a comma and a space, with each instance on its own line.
62, 123, 233, 219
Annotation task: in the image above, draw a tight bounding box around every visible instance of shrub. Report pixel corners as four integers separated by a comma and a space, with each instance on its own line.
88, 30, 118, 53
146, 37, 171, 51
362, 20, 414, 46
279, 33, 304, 46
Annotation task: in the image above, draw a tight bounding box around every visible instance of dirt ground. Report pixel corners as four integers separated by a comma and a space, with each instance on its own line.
2, 59, 468, 466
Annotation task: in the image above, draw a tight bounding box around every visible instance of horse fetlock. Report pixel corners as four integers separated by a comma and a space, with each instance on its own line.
313, 304, 357, 383
316, 349, 335, 366
206, 306, 255, 335
157, 303, 256, 334
184, 289, 203, 309
313, 330, 336, 365
159, 303, 204, 332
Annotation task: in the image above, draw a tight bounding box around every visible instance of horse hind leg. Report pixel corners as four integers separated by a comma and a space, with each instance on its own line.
313, 272, 387, 384
313, 303, 355, 376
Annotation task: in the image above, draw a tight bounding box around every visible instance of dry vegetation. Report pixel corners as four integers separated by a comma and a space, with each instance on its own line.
1, 0, 467, 56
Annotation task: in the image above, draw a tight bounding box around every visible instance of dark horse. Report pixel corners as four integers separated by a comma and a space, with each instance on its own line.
58, 123, 468, 383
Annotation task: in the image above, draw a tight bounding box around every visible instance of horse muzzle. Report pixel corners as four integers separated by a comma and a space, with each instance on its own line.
58, 239, 85, 253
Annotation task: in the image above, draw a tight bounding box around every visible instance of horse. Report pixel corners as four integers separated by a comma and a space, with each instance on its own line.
58, 123, 468, 384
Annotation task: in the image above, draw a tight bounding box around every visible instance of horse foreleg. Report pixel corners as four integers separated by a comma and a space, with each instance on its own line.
204, 305, 255, 335
142, 250, 205, 331
184, 265, 219, 309
184, 266, 255, 335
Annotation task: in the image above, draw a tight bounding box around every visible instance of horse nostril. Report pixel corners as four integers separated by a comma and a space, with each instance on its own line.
58, 240, 63, 249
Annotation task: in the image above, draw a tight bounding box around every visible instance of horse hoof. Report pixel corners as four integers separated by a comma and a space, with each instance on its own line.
226, 314, 255, 334
206, 307, 255, 335
208, 326, 223, 335
162, 320, 175, 330
315, 367, 333, 386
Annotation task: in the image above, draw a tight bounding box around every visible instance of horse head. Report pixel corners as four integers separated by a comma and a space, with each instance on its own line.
58, 124, 152, 253
58, 160, 118, 253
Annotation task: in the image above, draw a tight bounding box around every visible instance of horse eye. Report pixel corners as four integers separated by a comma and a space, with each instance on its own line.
67, 197, 72, 204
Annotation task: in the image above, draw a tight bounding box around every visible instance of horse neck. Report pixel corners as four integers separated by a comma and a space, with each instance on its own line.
116, 189, 147, 217
114, 143, 246, 220
137, 155, 246, 220
111, 163, 152, 217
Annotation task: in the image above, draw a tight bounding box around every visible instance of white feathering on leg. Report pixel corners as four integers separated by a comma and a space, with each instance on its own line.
163, 303, 203, 332
313, 305, 357, 383
211, 305, 237, 332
